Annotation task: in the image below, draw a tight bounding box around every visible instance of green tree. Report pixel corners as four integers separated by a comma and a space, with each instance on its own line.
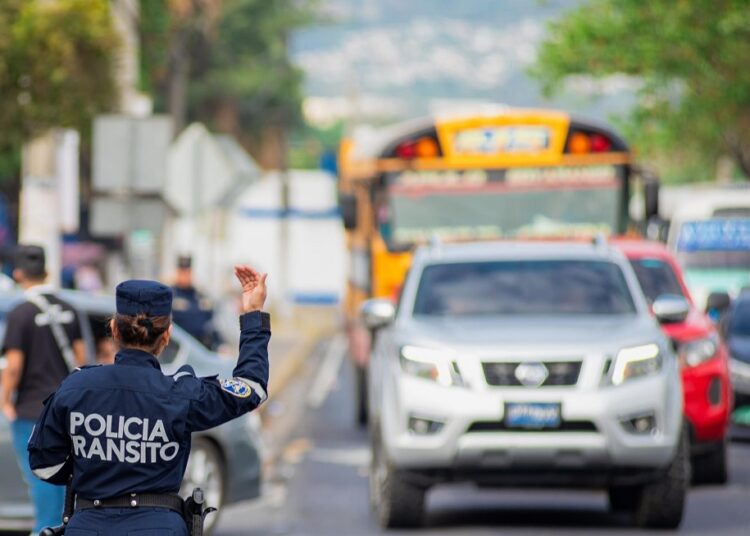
532, 0, 750, 180
141, 0, 313, 168
0, 0, 119, 180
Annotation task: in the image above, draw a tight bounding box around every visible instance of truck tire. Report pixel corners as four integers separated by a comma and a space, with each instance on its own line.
371, 434, 425, 528
355, 364, 369, 426
633, 427, 690, 529
693, 439, 728, 485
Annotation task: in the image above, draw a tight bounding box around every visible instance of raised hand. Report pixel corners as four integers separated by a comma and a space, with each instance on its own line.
234, 265, 268, 313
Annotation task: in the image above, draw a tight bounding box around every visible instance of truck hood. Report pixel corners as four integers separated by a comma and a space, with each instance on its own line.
395, 314, 666, 355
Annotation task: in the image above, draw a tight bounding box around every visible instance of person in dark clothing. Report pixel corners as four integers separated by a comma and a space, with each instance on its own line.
28, 265, 270, 535
171, 256, 221, 349
0, 244, 87, 534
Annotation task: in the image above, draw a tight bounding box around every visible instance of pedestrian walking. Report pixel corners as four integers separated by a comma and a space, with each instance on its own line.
28, 265, 270, 535
0, 245, 87, 534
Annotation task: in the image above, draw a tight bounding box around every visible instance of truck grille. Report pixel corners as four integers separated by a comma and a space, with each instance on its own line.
482, 361, 582, 387
467, 420, 597, 433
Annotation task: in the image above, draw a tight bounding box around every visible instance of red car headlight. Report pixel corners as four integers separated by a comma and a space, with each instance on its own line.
679, 334, 719, 368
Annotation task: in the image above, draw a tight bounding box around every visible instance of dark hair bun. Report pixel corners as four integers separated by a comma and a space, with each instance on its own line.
113, 313, 171, 353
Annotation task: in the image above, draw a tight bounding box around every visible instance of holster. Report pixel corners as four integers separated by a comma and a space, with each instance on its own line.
183, 487, 217, 536
40, 477, 75, 536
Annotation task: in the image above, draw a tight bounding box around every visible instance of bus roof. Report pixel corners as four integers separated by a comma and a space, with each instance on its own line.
347, 107, 627, 160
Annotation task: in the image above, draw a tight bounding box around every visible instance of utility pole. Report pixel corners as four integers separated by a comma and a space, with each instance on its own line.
278, 118, 292, 319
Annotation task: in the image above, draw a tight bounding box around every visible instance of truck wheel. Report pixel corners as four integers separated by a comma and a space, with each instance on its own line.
371, 435, 425, 528
355, 365, 369, 426
693, 439, 728, 485
633, 427, 689, 529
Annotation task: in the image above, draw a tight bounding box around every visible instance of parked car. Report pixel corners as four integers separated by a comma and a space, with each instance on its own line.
614, 239, 733, 484
0, 290, 263, 533
363, 241, 686, 529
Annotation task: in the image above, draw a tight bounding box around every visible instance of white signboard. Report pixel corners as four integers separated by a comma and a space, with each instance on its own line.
93, 115, 173, 193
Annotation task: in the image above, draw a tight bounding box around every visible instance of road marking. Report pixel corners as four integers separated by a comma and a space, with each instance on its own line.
309, 446, 371, 467
307, 334, 346, 408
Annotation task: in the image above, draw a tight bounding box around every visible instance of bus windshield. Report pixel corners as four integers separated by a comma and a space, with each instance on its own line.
384, 166, 622, 245
676, 219, 750, 269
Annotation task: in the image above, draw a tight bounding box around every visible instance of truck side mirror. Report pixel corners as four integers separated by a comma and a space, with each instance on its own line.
361, 299, 395, 330
706, 292, 731, 318
652, 294, 690, 324
340, 193, 358, 230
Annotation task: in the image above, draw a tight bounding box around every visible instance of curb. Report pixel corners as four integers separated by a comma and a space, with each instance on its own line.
260, 323, 336, 412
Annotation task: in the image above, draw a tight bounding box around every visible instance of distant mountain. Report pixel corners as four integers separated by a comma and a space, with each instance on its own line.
291, 0, 636, 125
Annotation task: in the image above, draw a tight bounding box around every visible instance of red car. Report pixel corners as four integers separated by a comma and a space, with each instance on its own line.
614, 239, 732, 484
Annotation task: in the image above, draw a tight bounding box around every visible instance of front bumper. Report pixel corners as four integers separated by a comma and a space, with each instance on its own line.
682, 353, 732, 444
381, 372, 682, 474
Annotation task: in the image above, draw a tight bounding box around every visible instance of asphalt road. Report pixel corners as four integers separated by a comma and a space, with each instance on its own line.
214, 337, 750, 536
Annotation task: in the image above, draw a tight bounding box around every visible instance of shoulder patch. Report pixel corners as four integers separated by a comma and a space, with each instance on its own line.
219, 378, 253, 398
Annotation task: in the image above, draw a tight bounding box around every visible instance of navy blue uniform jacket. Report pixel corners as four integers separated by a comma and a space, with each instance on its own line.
27, 311, 270, 500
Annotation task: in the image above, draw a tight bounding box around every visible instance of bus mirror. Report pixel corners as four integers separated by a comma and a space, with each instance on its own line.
644, 178, 660, 220
340, 193, 358, 230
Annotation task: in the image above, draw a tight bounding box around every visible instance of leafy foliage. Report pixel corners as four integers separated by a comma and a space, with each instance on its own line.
0, 0, 119, 181
141, 0, 314, 165
190, 0, 309, 131
533, 0, 750, 180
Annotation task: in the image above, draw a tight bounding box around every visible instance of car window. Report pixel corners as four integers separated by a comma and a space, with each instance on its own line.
628, 258, 684, 303
160, 338, 182, 365
413, 259, 636, 317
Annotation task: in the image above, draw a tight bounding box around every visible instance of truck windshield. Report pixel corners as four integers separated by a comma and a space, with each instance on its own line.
413, 259, 636, 316
628, 258, 684, 303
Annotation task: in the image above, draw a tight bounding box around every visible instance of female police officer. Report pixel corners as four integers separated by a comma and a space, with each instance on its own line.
27, 265, 269, 535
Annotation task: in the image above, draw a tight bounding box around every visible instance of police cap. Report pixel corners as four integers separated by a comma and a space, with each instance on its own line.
15, 244, 46, 277
116, 280, 173, 317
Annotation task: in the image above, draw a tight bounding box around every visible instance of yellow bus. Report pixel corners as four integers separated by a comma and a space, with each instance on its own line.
338, 108, 657, 424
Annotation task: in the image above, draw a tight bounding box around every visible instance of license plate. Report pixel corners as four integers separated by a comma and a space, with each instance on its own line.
505, 402, 561, 429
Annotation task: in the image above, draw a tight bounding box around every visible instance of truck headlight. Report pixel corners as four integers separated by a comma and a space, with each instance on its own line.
399, 345, 465, 387
611, 344, 662, 385
678, 334, 719, 368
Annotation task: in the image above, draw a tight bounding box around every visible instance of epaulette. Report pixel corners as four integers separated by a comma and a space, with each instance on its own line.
71, 364, 102, 374
172, 364, 197, 381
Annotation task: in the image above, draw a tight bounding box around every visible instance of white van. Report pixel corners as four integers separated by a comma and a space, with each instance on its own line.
666, 188, 750, 308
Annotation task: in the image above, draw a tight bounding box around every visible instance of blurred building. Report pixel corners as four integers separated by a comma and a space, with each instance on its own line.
227, 169, 346, 308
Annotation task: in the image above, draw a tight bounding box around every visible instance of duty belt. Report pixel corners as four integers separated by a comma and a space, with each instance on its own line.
77, 493, 184, 516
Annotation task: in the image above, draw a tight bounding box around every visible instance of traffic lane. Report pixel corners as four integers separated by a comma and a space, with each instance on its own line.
215, 339, 750, 536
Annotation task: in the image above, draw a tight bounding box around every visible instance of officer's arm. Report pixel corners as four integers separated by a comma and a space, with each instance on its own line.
181, 266, 270, 432
181, 311, 270, 431
28, 393, 72, 485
